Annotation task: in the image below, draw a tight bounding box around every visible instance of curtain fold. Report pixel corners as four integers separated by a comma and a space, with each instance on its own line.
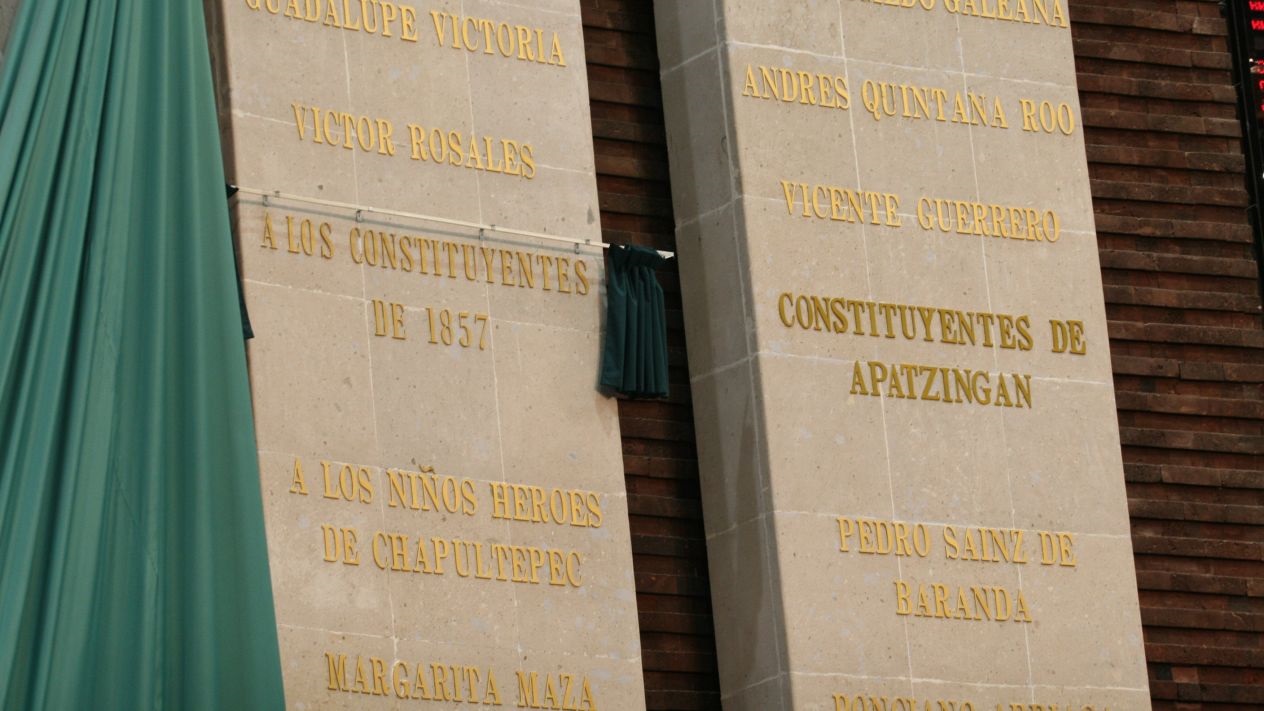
599, 245, 669, 399
0, 2, 284, 709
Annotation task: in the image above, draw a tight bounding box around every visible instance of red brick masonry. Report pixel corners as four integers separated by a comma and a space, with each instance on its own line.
584, 0, 1264, 708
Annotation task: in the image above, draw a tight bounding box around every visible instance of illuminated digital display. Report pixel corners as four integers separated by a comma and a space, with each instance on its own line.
1245, 1, 1264, 117
1227, 0, 1264, 281
1231, 0, 1264, 144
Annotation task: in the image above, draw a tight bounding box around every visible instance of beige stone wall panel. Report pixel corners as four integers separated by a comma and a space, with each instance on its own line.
654, 0, 1149, 707
212, 0, 646, 706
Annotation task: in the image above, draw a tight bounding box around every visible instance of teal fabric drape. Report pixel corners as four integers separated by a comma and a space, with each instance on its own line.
599, 245, 669, 399
0, 2, 284, 709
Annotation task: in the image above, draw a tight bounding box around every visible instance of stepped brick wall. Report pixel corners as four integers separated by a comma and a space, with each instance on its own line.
583, 2, 721, 709
581, 1, 1264, 707
1071, 0, 1264, 706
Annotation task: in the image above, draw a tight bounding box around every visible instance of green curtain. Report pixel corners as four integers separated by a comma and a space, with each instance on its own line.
599, 245, 670, 399
0, 2, 284, 709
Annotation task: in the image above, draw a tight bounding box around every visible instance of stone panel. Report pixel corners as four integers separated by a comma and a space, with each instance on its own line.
655, 0, 1150, 708
211, 1, 645, 708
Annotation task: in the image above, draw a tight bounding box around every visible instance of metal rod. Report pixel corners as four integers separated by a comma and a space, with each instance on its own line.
230, 185, 675, 259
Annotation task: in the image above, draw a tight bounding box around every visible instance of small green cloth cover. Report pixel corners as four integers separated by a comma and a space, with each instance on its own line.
599, 244, 669, 399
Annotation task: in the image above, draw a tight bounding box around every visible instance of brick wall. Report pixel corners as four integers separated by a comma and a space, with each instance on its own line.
1070, 0, 1264, 706
582, 1, 1264, 707
582, 2, 722, 709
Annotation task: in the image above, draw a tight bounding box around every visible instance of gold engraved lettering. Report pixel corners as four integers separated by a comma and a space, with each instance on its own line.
334, 227, 592, 298
385, 466, 478, 515
1038, 531, 1078, 567
244, 0, 424, 42
320, 460, 375, 503
849, 360, 1033, 409
320, 524, 361, 565
427, 11, 566, 67
915, 196, 1061, 243
325, 652, 502, 703
289, 103, 397, 154
1018, 98, 1076, 134
942, 526, 1029, 564
1049, 319, 1087, 355
516, 671, 598, 711
741, 63, 850, 109
837, 517, 932, 557
779, 180, 902, 227
289, 457, 310, 495
857, 0, 1068, 29
371, 299, 407, 340
365, 532, 583, 587
894, 579, 1033, 623
834, 693, 976, 711
289, 102, 535, 179
775, 293, 1035, 353
860, 80, 1008, 129
488, 482, 604, 528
